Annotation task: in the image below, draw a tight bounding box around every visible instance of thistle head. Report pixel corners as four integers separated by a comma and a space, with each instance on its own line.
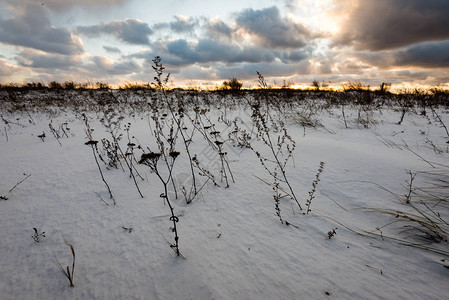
85, 140, 98, 146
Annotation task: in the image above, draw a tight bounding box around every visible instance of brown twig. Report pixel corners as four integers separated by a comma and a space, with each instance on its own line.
9, 173, 31, 193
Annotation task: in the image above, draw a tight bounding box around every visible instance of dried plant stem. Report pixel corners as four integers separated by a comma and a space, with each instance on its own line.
306, 162, 325, 214
273, 179, 283, 224
342, 105, 348, 129
87, 142, 115, 205
397, 108, 407, 125
215, 142, 234, 187
431, 106, 449, 138
55, 243, 76, 287
9, 173, 31, 193
96, 192, 109, 206
404, 170, 416, 204
126, 146, 144, 198
119, 143, 143, 178
159, 173, 180, 256
49, 121, 62, 147
139, 152, 182, 257
266, 133, 300, 209
247, 98, 300, 209
160, 88, 198, 201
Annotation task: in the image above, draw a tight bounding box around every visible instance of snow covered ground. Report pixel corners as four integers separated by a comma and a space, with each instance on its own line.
0, 93, 448, 299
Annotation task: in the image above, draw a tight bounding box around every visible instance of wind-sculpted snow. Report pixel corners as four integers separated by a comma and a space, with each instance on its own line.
0, 94, 448, 299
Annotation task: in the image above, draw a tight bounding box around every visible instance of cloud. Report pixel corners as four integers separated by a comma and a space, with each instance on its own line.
0, 3, 84, 55
284, 0, 297, 11
281, 50, 309, 63
103, 46, 122, 54
170, 15, 199, 33
146, 39, 269, 66
394, 70, 429, 81
394, 40, 449, 68
169, 59, 311, 83
89, 56, 141, 75
129, 35, 312, 75
354, 40, 449, 69
214, 61, 310, 80
334, 0, 449, 50
205, 19, 233, 40
161, 38, 311, 66
176, 65, 216, 81
0, 57, 23, 78
76, 19, 153, 45
14, 49, 81, 70
9, 49, 140, 80
235, 6, 311, 49
153, 15, 200, 35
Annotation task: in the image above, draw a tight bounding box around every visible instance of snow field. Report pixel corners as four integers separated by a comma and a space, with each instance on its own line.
0, 98, 448, 299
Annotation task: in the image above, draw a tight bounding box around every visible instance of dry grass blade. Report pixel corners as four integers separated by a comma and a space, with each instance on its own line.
365, 207, 447, 242
55, 243, 76, 287
365, 264, 383, 274
252, 174, 294, 201
312, 210, 375, 238
359, 166, 449, 244
320, 191, 348, 212
404, 147, 436, 168
337, 179, 404, 203
69, 244, 75, 286
363, 230, 449, 256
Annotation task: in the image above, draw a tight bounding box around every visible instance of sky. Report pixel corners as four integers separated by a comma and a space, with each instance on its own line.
0, 0, 448, 89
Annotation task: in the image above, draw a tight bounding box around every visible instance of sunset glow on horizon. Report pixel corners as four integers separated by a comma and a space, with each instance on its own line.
0, 0, 448, 89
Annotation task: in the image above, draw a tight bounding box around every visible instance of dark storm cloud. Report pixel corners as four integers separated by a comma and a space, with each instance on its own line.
394, 40, 449, 68
355, 40, 449, 69
0, 4, 83, 55
76, 19, 153, 45
335, 0, 449, 51
235, 6, 310, 49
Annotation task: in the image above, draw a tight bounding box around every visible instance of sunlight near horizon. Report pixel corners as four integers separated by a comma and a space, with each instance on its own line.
290, 0, 341, 35
0, 0, 447, 88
